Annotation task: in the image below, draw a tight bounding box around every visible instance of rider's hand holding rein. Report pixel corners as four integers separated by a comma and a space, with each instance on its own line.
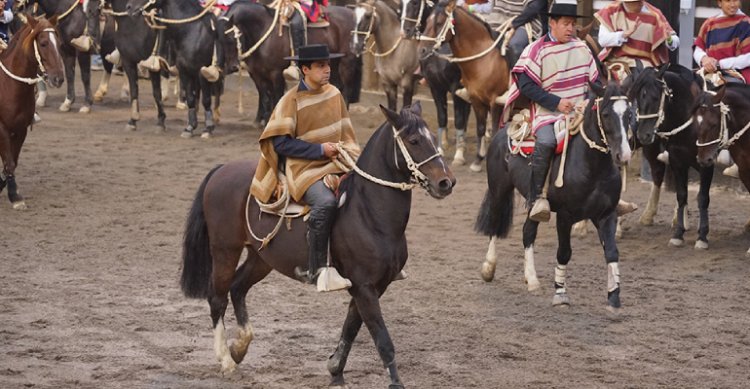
322, 142, 340, 159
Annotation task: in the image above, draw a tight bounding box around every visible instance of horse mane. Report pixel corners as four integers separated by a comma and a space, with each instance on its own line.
453, 6, 499, 40
1, 19, 38, 59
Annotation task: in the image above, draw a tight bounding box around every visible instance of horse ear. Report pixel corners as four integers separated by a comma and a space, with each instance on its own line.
409, 101, 422, 116
379, 104, 401, 128
577, 22, 593, 40
713, 85, 727, 104
589, 81, 606, 98
656, 63, 669, 78
48, 15, 59, 27
635, 59, 644, 73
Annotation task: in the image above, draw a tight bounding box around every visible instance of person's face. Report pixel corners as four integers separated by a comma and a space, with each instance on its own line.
718, 0, 741, 16
549, 16, 576, 44
623, 1, 644, 13
302, 60, 331, 88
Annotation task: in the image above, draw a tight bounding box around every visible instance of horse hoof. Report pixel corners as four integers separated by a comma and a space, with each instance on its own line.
451, 157, 465, 167
201, 131, 212, 139
219, 358, 237, 376
93, 91, 106, 102
480, 261, 496, 282
552, 292, 570, 307
525, 277, 540, 292
59, 100, 72, 112
79, 105, 91, 114
694, 240, 709, 250
12, 201, 27, 210
469, 161, 483, 173
638, 213, 654, 226
669, 238, 684, 247
181, 130, 194, 139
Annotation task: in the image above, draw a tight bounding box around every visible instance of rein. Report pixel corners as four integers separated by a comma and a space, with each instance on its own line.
419, 8, 506, 63
352, 3, 405, 58
400, 0, 433, 36
696, 100, 750, 149
139, 0, 216, 28
636, 74, 695, 139
246, 124, 443, 247
0, 28, 55, 85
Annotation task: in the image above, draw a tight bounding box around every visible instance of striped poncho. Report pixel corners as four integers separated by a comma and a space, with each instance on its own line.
695, 12, 750, 82
595, 1, 673, 67
250, 83, 360, 203
503, 36, 599, 133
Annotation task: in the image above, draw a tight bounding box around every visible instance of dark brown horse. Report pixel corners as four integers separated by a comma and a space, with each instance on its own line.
0, 16, 64, 209
181, 103, 455, 387
220, 0, 362, 128
694, 83, 750, 257
419, 0, 510, 172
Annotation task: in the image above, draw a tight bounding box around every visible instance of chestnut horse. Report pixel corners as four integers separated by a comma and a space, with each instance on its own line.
180, 103, 455, 387
0, 16, 64, 209
419, 0, 510, 172
694, 83, 750, 257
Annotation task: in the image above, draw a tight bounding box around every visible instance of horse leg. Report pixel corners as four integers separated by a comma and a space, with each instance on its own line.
180, 73, 199, 138
227, 250, 273, 365
328, 298, 363, 388
594, 212, 621, 312
400, 76, 416, 109
669, 165, 690, 247
212, 80, 223, 125
552, 217, 573, 307
122, 62, 140, 131
0, 126, 25, 210
428, 84, 449, 154
209, 245, 246, 374
639, 146, 666, 226
694, 165, 714, 249
469, 103, 488, 173
521, 218, 541, 291
353, 286, 404, 388
149, 72, 167, 132
383, 82, 398, 112
200, 78, 215, 138
36, 80, 48, 108
77, 51, 93, 113
452, 93, 470, 166
60, 51, 77, 112
94, 70, 111, 102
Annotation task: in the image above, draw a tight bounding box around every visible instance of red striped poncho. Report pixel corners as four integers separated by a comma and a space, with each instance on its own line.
595, 1, 673, 67
695, 13, 750, 83
299, 0, 329, 23
502, 36, 599, 134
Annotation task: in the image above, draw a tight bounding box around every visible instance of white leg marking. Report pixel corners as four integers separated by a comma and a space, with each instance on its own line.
481, 236, 497, 282
524, 245, 540, 291
607, 262, 620, 292
214, 321, 236, 373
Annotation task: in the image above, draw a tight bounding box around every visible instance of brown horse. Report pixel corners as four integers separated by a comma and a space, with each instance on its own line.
220, 1, 362, 128
181, 103, 455, 387
0, 15, 64, 209
694, 83, 750, 257
419, 0, 510, 173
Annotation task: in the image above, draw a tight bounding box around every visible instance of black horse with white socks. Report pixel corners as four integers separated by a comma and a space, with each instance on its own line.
475, 82, 632, 312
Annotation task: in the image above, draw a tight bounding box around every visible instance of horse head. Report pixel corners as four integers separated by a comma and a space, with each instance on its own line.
693, 85, 726, 167
351, 0, 378, 57
379, 102, 456, 198
626, 63, 669, 145
417, 0, 455, 60
18, 15, 65, 88
402, 0, 433, 39
215, 15, 241, 75
589, 81, 632, 166
126, 0, 159, 17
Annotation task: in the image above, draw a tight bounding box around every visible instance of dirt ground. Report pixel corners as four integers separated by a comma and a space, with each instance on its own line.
1, 71, 750, 389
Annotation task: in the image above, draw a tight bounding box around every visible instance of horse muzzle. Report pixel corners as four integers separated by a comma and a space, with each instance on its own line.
46, 74, 64, 89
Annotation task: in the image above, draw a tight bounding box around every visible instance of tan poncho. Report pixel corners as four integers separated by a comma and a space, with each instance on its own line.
250, 83, 361, 203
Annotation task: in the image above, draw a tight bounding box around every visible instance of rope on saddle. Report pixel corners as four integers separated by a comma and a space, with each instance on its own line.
58, 0, 81, 21
238, 2, 281, 59
143, 0, 216, 27
246, 173, 292, 250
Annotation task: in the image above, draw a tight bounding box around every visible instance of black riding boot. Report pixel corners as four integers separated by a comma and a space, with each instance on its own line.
284, 12, 306, 81
294, 213, 331, 284
528, 143, 555, 222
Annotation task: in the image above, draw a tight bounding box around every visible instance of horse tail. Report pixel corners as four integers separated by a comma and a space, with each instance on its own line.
474, 132, 514, 238
181, 164, 223, 299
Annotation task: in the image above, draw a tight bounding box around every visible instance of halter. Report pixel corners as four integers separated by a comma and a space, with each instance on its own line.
351, 4, 378, 52
588, 95, 630, 154
336, 125, 442, 191
419, 7, 506, 63
696, 100, 750, 149
0, 28, 57, 85
400, 0, 433, 37
635, 78, 670, 129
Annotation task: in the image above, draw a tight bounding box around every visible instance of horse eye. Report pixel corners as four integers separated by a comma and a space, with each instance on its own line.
408, 137, 419, 145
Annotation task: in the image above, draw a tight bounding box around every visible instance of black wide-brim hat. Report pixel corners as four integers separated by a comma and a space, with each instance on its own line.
284, 44, 345, 61
544, 1, 588, 18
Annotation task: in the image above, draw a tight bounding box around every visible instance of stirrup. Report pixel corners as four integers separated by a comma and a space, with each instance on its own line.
616, 200, 638, 216
200, 65, 222, 82
529, 199, 551, 222
105, 49, 121, 66
283, 65, 300, 82
455, 87, 470, 103
316, 267, 352, 292
723, 164, 739, 178
70, 35, 92, 52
